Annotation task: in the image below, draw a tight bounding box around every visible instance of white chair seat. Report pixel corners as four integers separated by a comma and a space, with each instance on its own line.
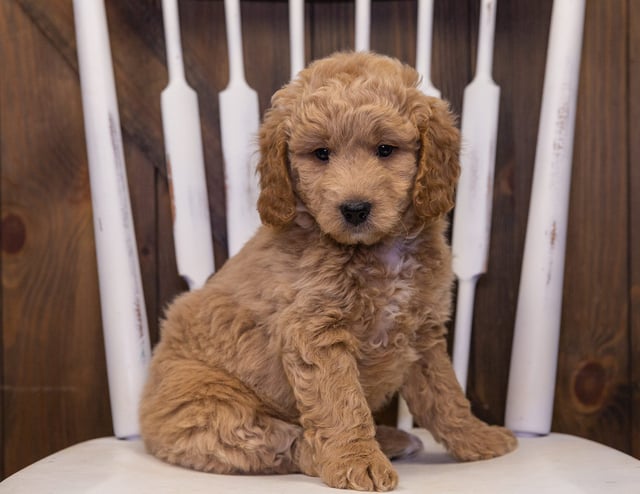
2, 429, 639, 493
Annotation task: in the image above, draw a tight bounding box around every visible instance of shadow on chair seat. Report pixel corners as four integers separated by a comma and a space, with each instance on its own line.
2, 429, 639, 493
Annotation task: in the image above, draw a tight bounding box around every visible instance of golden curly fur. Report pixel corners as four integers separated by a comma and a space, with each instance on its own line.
140, 52, 516, 491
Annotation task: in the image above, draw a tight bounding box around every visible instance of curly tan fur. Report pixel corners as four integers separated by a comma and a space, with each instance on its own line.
140, 52, 516, 491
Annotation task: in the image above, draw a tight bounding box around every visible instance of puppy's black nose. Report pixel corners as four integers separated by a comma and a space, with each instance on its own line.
340, 201, 371, 226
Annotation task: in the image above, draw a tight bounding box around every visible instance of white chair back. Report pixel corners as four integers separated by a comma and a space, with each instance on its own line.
74, 0, 588, 441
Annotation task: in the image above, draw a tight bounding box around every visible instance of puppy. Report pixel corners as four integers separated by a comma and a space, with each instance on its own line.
140, 51, 516, 491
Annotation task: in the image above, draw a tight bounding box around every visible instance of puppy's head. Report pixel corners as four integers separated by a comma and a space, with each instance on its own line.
257, 51, 460, 245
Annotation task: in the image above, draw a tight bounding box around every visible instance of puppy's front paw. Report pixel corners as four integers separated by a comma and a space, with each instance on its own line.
449, 424, 517, 462
321, 446, 398, 492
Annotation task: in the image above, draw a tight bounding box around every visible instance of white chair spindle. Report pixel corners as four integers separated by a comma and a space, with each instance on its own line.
416, 0, 440, 98
505, 0, 586, 437
355, 0, 371, 51
161, 0, 215, 290
72, 0, 151, 439
289, 0, 305, 79
451, 0, 500, 392
219, 0, 262, 257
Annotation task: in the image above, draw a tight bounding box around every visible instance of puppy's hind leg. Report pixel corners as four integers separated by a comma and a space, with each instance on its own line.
140, 359, 306, 475
375, 425, 423, 459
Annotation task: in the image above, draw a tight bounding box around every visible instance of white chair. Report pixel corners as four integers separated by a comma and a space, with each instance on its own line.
2, 428, 640, 494
2, 0, 639, 492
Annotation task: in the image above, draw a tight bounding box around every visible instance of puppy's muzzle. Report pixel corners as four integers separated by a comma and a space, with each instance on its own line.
340, 201, 372, 226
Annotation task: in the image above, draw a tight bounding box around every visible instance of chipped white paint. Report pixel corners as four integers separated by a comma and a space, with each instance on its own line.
73, 0, 151, 438
451, 0, 500, 392
161, 0, 215, 289
506, 0, 586, 436
220, 0, 262, 257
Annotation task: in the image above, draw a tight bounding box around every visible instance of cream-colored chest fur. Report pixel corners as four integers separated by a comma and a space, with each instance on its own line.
344, 240, 425, 411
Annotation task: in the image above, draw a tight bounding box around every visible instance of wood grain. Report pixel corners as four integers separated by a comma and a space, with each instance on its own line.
552, 0, 630, 452
14, 0, 171, 342
1, 0, 112, 474
629, 0, 640, 460
430, 0, 471, 112
308, 0, 354, 59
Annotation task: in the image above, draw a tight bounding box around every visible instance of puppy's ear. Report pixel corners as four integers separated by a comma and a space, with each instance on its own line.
412, 95, 461, 221
256, 105, 297, 227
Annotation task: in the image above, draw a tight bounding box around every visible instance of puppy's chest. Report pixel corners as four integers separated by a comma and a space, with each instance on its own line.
348, 245, 424, 351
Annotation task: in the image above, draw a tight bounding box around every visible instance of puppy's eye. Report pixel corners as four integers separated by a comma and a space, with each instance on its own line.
314, 148, 331, 161
376, 144, 395, 158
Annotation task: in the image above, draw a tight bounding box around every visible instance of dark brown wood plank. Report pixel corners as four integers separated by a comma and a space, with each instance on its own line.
244, 0, 291, 109
629, 0, 640, 460
552, 0, 630, 453
430, 0, 472, 114
1, 0, 112, 474
308, 0, 354, 59
370, 0, 416, 64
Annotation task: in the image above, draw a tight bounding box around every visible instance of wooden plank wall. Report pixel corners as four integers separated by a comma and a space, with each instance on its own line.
1, 0, 637, 478
629, 0, 640, 460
